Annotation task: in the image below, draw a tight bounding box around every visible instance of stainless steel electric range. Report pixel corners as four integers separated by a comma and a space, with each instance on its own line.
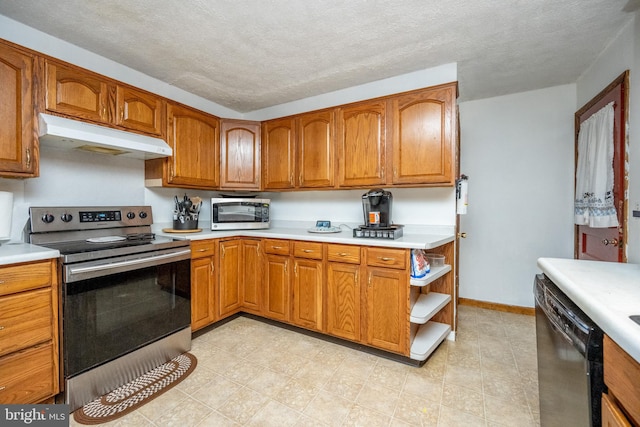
27, 206, 192, 411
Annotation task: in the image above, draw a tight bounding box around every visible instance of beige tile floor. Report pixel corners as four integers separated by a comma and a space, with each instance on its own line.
71, 305, 540, 426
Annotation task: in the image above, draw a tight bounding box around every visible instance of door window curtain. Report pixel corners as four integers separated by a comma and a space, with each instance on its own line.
574, 101, 618, 228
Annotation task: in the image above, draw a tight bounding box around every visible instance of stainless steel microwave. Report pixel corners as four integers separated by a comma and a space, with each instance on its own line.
211, 198, 270, 230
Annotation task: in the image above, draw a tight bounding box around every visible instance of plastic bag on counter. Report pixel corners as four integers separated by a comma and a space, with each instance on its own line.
410, 249, 430, 279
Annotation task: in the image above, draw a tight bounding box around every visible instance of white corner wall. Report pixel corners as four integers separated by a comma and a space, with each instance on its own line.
458, 84, 576, 308
576, 13, 638, 262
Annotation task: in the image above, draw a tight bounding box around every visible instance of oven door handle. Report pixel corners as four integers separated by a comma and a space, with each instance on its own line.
66, 249, 191, 281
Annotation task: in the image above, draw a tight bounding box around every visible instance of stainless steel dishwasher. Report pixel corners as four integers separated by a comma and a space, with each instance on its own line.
534, 274, 604, 427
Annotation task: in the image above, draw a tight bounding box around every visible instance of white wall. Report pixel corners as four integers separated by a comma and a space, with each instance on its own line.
576, 13, 638, 262
458, 84, 577, 307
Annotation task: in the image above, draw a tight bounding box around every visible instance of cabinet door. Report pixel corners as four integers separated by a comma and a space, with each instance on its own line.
45, 60, 109, 123
326, 262, 361, 341
391, 84, 456, 185
242, 239, 262, 314
166, 102, 220, 189
263, 254, 290, 321
337, 101, 386, 187
0, 44, 35, 176
292, 258, 323, 331
602, 393, 632, 427
364, 267, 407, 354
115, 85, 164, 136
220, 120, 261, 190
297, 110, 334, 188
262, 118, 295, 190
191, 256, 216, 331
219, 240, 242, 317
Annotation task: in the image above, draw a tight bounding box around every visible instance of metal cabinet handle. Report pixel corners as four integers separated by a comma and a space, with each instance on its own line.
379, 257, 394, 261
0, 326, 5, 331
25, 148, 31, 168
196, 249, 207, 252
602, 238, 619, 246
0, 386, 5, 391
272, 246, 282, 250
338, 252, 348, 256
303, 249, 313, 253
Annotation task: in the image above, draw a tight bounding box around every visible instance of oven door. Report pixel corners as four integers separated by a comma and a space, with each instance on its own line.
63, 248, 191, 378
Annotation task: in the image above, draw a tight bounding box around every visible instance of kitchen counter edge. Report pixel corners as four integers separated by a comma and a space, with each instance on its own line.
537, 257, 640, 363
155, 224, 455, 250
0, 243, 60, 266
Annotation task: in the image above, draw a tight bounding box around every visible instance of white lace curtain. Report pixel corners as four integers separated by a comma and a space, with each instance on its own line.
574, 101, 618, 228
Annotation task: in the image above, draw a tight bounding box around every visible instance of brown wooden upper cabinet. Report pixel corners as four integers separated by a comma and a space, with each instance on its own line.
45, 60, 165, 136
390, 83, 456, 185
220, 120, 261, 190
262, 117, 296, 190
146, 102, 219, 190
0, 42, 37, 177
337, 100, 386, 187
262, 110, 335, 191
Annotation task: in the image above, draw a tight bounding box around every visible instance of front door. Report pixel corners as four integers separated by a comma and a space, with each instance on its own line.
575, 71, 628, 262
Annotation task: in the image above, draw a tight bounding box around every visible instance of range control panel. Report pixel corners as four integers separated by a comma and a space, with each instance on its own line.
29, 206, 153, 232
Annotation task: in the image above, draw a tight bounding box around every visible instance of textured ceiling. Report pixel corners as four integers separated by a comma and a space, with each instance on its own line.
0, 0, 635, 112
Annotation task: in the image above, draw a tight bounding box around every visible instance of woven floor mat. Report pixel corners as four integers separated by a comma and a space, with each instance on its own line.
73, 352, 197, 425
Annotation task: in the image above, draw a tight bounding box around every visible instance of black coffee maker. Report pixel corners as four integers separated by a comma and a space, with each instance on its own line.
362, 189, 393, 228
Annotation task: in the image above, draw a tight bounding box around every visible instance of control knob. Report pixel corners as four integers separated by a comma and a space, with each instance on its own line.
139, 211, 148, 219
127, 212, 135, 220
61, 213, 73, 222
42, 214, 55, 224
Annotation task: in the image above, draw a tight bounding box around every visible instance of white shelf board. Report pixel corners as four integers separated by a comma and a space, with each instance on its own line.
410, 321, 451, 361
410, 264, 452, 286
410, 292, 451, 324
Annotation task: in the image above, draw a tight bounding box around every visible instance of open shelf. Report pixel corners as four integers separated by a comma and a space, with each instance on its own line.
410, 321, 451, 361
410, 292, 451, 324
410, 264, 452, 287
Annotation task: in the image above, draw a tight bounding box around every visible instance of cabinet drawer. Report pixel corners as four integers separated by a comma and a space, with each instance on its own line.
366, 248, 407, 269
191, 240, 215, 259
263, 239, 291, 255
0, 260, 52, 296
0, 343, 56, 404
327, 244, 361, 264
294, 241, 323, 260
604, 335, 640, 425
0, 288, 53, 357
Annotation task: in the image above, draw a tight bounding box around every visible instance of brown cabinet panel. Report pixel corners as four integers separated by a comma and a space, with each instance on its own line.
45, 60, 109, 123
292, 258, 323, 331
366, 247, 407, 270
327, 244, 361, 264
263, 254, 290, 322
219, 240, 242, 317
326, 262, 361, 341
242, 239, 262, 314
391, 84, 456, 185
602, 393, 631, 427
298, 110, 334, 188
0, 43, 36, 176
293, 241, 323, 260
604, 335, 640, 426
191, 256, 216, 331
0, 288, 52, 357
165, 102, 220, 189
220, 120, 261, 190
0, 343, 55, 404
0, 260, 53, 296
262, 118, 296, 189
337, 101, 386, 187
364, 267, 407, 354
115, 85, 164, 136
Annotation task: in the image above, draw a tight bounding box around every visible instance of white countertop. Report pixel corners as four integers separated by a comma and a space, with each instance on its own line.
154, 221, 455, 250
537, 257, 640, 363
0, 242, 60, 266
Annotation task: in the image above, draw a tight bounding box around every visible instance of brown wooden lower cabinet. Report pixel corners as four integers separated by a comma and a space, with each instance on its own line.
263, 254, 290, 322
325, 262, 361, 342
603, 335, 640, 426
189, 238, 450, 359
0, 259, 59, 404
190, 240, 217, 331
602, 393, 631, 427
